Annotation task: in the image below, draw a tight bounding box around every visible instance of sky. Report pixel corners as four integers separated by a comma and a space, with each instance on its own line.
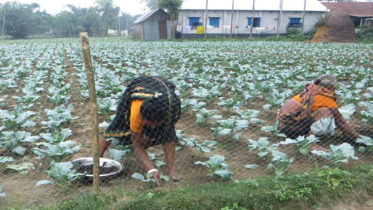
0, 0, 148, 16
0, 0, 371, 16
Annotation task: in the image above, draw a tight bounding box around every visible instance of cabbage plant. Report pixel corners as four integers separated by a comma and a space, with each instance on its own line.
0, 107, 36, 131
46, 161, 86, 189
0, 131, 40, 155
6, 163, 34, 174
218, 96, 242, 112
356, 135, 373, 153
131, 172, 156, 184
0, 157, 14, 165
33, 141, 82, 161
267, 150, 294, 176
279, 135, 320, 155
97, 97, 117, 115
360, 101, 373, 125
47, 92, 70, 106
39, 129, 73, 143
248, 137, 278, 157
338, 104, 356, 120
41, 104, 77, 129
196, 108, 222, 126
234, 108, 260, 119
179, 137, 215, 156
212, 118, 248, 140
194, 155, 233, 181
192, 86, 221, 102
13, 92, 40, 107
132, 172, 170, 185
311, 143, 358, 165
181, 99, 206, 113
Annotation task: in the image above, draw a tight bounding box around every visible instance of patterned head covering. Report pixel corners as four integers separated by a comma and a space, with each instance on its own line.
314, 74, 336, 90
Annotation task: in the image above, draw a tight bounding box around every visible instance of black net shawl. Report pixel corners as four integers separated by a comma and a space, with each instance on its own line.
103, 76, 181, 145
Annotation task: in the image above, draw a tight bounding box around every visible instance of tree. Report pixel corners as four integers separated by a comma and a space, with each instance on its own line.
95, 0, 120, 36
120, 12, 141, 34
142, 0, 160, 10
54, 11, 73, 37
159, 0, 184, 38
32, 10, 54, 36
1, 3, 6, 37
2, 2, 35, 39
80, 8, 101, 36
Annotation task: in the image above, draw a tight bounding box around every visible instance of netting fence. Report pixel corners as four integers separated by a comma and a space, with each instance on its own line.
0, 37, 373, 208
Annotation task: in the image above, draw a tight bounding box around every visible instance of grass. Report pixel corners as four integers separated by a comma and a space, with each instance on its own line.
20, 164, 373, 210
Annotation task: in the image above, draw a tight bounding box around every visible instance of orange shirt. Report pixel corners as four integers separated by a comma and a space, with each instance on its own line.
293, 94, 338, 110
130, 100, 144, 132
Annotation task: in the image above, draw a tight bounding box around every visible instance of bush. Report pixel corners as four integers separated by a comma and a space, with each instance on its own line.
356, 25, 373, 41
305, 27, 317, 37
286, 27, 302, 35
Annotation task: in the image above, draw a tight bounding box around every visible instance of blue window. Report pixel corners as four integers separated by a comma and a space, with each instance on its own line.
248, 17, 261, 27
209, 17, 220, 27
288, 18, 302, 27
189, 17, 200, 27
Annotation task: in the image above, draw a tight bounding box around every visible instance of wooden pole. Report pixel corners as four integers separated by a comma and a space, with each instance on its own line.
230, 0, 234, 38
118, 10, 121, 36
301, 0, 306, 34
2, 6, 5, 39
277, 0, 284, 39
204, 0, 208, 39
79, 32, 100, 195
250, 0, 255, 39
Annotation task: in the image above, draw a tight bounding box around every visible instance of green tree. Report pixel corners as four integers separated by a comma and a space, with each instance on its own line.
2, 2, 36, 39
1, 3, 7, 37
80, 7, 101, 36
159, 0, 184, 38
95, 0, 120, 36
142, 0, 160, 10
54, 11, 73, 37
32, 10, 54, 36
120, 13, 141, 35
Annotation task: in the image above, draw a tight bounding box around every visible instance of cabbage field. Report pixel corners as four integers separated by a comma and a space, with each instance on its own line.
0, 37, 373, 208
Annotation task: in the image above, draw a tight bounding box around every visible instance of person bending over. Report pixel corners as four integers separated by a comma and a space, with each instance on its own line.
277, 74, 359, 151
99, 76, 182, 186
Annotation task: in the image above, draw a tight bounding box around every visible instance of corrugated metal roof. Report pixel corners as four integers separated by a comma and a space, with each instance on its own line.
133, 9, 163, 24
321, 2, 373, 17
181, 0, 326, 12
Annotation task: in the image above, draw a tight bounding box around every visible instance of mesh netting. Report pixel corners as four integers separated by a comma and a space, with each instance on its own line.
0, 38, 372, 208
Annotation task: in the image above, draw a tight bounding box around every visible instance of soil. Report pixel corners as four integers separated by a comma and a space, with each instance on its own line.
1, 43, 372, 210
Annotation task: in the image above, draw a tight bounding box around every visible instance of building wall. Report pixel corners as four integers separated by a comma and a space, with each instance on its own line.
167, 20, 172, 38
144, 21, 160, 41
132, 24, 143, 40
135, 10, 171, 41
178, 10, 324, 35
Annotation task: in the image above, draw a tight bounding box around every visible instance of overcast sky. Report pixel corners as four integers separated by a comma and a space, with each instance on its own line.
0, 0, 371, 16
0, 0, 148, 16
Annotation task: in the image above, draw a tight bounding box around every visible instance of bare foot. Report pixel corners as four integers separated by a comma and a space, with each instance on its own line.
167, 168, 183, 181
310, 144, 328, 152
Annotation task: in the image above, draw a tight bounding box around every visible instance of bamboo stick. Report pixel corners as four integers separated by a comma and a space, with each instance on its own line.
79, 32, 100, 195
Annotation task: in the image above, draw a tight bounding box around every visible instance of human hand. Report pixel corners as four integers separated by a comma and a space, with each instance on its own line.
148, 169, 161, 187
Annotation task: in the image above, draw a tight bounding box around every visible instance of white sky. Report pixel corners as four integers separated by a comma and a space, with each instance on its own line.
0, 0, 371, 16
0, 0, 148, 16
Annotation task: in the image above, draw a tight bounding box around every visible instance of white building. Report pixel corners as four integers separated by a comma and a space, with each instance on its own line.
177, 0, 327, 38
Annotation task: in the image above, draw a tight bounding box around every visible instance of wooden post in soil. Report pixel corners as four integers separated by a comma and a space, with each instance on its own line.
79, 32, 100, 195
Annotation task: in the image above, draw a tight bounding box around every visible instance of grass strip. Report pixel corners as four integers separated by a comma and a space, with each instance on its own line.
31, 165, 373, 210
